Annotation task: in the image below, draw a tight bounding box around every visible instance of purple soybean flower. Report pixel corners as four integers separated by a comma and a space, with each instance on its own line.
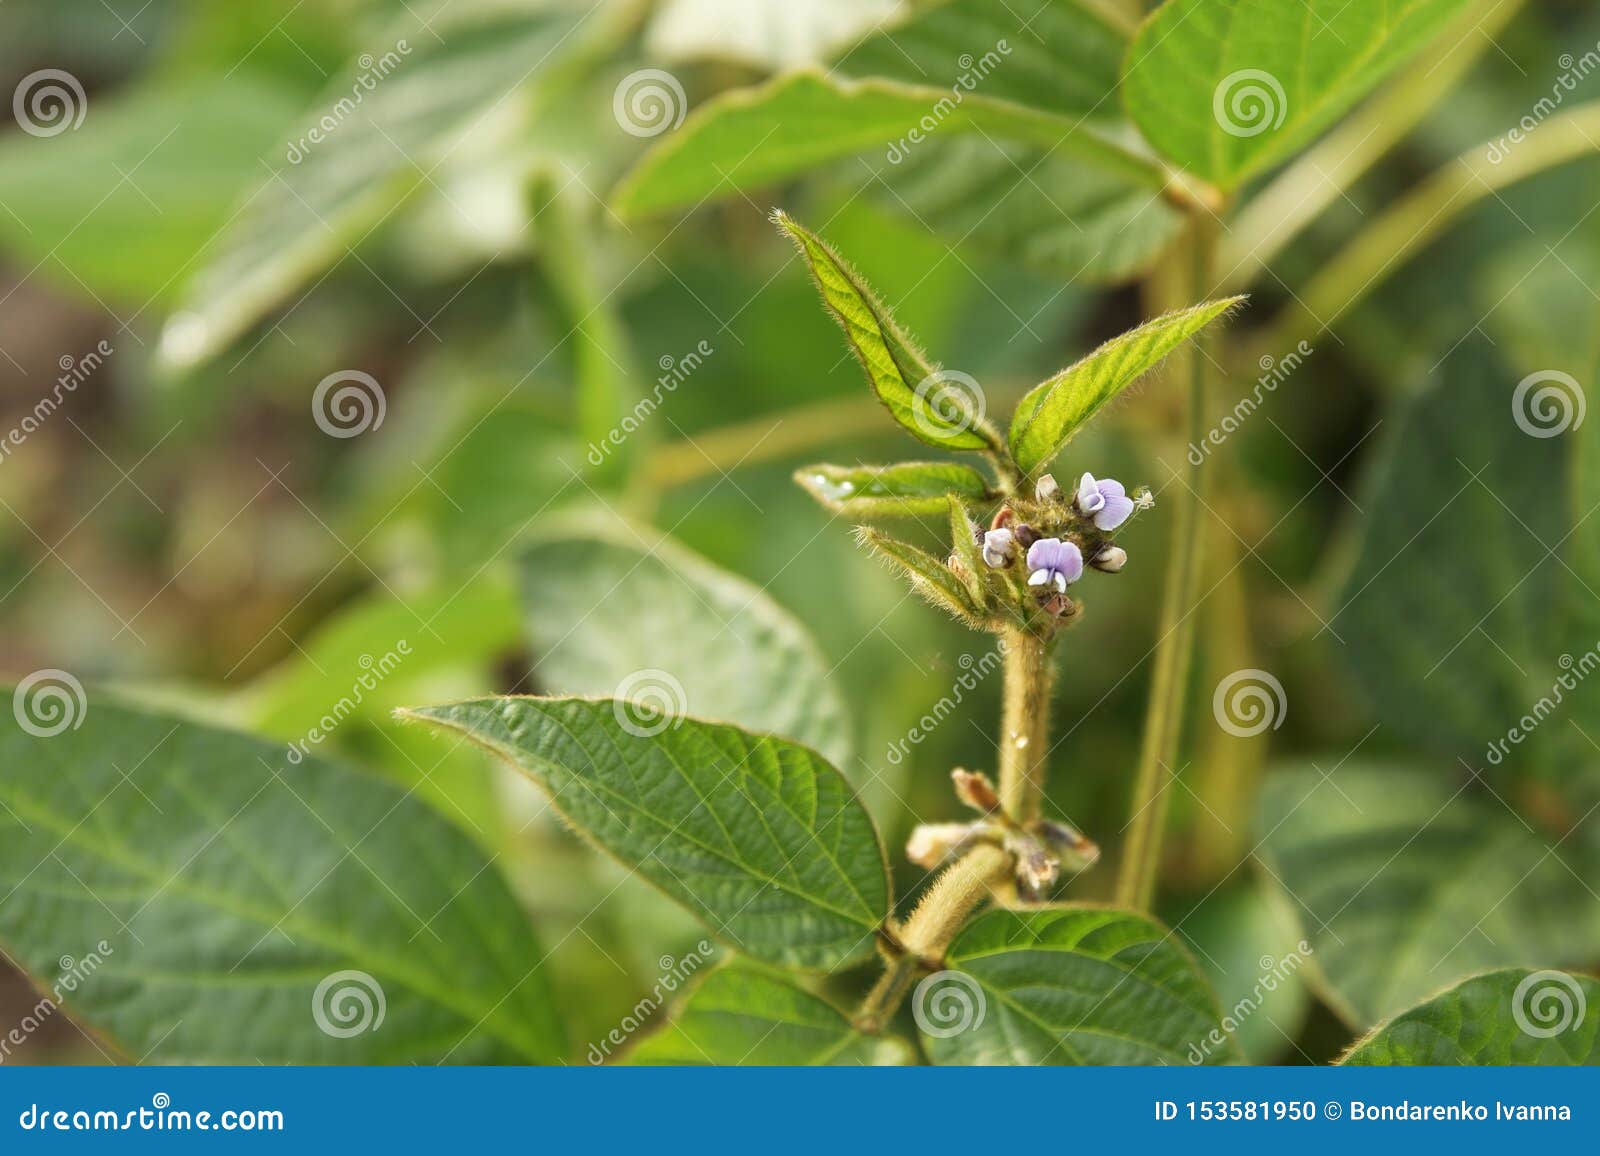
1025, 537, 1082, 593
1077, 472, 1134, 531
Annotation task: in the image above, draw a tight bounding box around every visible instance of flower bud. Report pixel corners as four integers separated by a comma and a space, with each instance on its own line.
1090, 544, 1127, 573
1034, 473, 1061, 502
1013, 523, 1040, 548
905, 822, 978, 870
980, 528, 1015, 568
951, 768, 1000, 814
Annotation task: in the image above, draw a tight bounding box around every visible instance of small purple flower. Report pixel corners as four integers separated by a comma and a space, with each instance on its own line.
1026, 537, 1082, 593
1077, 472, 1135, 531
981, 528, 1015, 568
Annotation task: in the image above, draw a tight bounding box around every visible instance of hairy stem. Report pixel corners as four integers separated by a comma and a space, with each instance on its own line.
854, 844, 1010, 1033
997, 627, 1053, 821
1117, 217, 1217, 911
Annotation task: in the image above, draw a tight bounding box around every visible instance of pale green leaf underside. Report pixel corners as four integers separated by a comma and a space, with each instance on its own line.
611, 71, 1166, 219
796, 461, 993, 518
0, 694, 562, 1063
1008, 296, 1243, 475
775, 210, 986, 450
1124, 0, 1472, 189
520, 519, 851, 767
1257, 764, 1600, 1028
924, 906, 1240, 1065
1342, 969, 1600, 1065
404, 697, 889, 971
834, 0, 1128, 121
163, 4, 610, 368
629, 963, 913, 1065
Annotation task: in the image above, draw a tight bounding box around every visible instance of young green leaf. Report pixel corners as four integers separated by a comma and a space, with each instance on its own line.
1124, 0, 1473, 190
947, 495, 991, 610
0, 694, 563, 1064
520, 518, 850, 767
855, 526, 984, 625
1257, 763, 1600, 1028
1341, 969, 1600, 1065
402, 697, 890, 972
629, 962, 914, 1065
1008, 297, 1244, 475
795, 461, 994, 519
920, 906, 1240, 1065
611, 71, 1167, 219
774, 211, 992, 451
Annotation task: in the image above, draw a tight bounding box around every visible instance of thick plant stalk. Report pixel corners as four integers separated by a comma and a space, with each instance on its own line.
997, 627, 1053, 821
854, 844, 1010, 1032
1117, 219, 1217, 910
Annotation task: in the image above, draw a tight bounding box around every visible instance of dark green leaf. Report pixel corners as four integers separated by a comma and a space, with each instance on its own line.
629, 962, 914, 1064
1342, 968, 1600, 1065
402, 697, 890, 971
0, 693, 562, 1063
921, 906, 1240, 1064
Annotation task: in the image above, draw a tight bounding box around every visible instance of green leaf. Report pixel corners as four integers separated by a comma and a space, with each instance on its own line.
1008, 297, 1243, 475
629, 962, 914, 1065
774, 210, 989, 451
947, 495, 991, 609
1342, 969, 1600, 1065
1124, 0, 1473, 190
921, 906, 1241, 1065
402, 697, 890, 972
1256, 763, 1600, 1028
161, 4, 625, 369
611, 70, 1167, 220
519, 519, 851, 768
834, 0, 1130, 120
855, 526, 983, 624
0, 76, 301, 304
0, 693, 562, 1063
795, 461, 994, 519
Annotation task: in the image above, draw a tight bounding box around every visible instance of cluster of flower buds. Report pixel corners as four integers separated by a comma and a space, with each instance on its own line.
975, 471, 1150, 619
905, 768, 1101, 902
